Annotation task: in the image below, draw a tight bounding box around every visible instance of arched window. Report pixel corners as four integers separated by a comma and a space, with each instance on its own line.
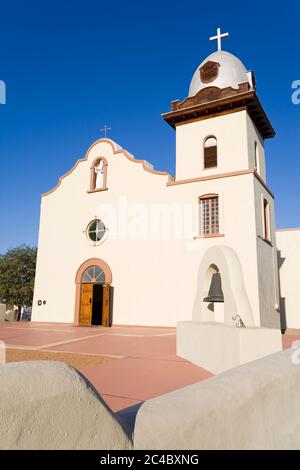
263, 199, 270, 241
254, 142, 260, 173
81, 265, 106, 284
204, 136, 217, 169
90, 158, 108, 191
199, 194, 219, 235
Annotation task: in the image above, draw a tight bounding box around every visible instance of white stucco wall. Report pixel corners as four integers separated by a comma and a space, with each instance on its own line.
134, 348, 300, 450
276, 229, 300, 329
32, 135, 278, 328
246, 113, 266, 181
254, 178, 281, 328
175, 110, 266, 182
0, 361, 132, 450
177, 321, 282, 374
175, 110, 250, 181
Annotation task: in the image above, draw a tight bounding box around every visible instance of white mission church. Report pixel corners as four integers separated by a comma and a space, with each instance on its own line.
32, 31, 300, 332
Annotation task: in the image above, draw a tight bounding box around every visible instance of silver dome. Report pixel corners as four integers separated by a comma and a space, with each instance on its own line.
188, 50, 249, 97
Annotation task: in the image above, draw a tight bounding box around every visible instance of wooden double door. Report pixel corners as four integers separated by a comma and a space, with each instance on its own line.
79, 283, 111, 326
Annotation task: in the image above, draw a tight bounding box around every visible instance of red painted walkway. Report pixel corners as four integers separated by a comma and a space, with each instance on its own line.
0, 322, 213, 412
1, 322, 297, 412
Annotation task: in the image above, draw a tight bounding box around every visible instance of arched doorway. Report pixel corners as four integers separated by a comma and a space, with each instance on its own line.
74, 258, 113, 327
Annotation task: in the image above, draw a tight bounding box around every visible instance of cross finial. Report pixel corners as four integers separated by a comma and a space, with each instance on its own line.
100, 124, 112, 138
209, 27, 229, 51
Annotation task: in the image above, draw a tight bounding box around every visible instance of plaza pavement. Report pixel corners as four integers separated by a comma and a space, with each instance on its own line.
0, 321, 296, 412
0, 322, 213, 412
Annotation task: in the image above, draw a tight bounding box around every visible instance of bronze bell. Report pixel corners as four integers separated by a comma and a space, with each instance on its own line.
203, 272, 224, 303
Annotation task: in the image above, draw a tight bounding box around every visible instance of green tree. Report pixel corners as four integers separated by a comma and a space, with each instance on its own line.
0, 245, 37, 319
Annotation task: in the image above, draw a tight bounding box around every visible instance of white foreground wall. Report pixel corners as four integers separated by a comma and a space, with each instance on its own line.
276, 229, 300, 329
134, 348, 300, 450
0, 361, 132, 450
2, 350, 300, 450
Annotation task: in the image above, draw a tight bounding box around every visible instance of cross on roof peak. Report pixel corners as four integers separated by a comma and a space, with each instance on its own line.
100, 124, 112, 138
209, 27, 229, 51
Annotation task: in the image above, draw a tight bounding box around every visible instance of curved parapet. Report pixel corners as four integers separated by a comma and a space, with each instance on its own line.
42, 138, 173, 197
0, 361, 132, 450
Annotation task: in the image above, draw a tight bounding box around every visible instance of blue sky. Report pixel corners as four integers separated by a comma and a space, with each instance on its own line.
0, 0, 299, 252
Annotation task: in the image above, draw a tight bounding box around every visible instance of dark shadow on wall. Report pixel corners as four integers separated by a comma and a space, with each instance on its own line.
115, 402, 144, 439
109, 286, 114, 327
277, 249, 287, 334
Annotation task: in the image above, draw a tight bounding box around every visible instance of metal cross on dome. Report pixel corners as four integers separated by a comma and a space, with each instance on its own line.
100, 124, 112, 138
209, 27, 229, 51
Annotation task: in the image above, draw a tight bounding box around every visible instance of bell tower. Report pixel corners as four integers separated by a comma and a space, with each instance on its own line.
166, 30, 281, 337
174, 33, 283, 373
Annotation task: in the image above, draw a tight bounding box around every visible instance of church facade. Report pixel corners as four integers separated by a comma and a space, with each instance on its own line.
32, 46, 300, 330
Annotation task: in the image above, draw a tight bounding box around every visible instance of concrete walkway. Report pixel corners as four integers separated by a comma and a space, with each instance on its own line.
0, 322, 213, 412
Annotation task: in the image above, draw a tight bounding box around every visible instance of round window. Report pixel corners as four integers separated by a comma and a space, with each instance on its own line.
87, 219, 106, 242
